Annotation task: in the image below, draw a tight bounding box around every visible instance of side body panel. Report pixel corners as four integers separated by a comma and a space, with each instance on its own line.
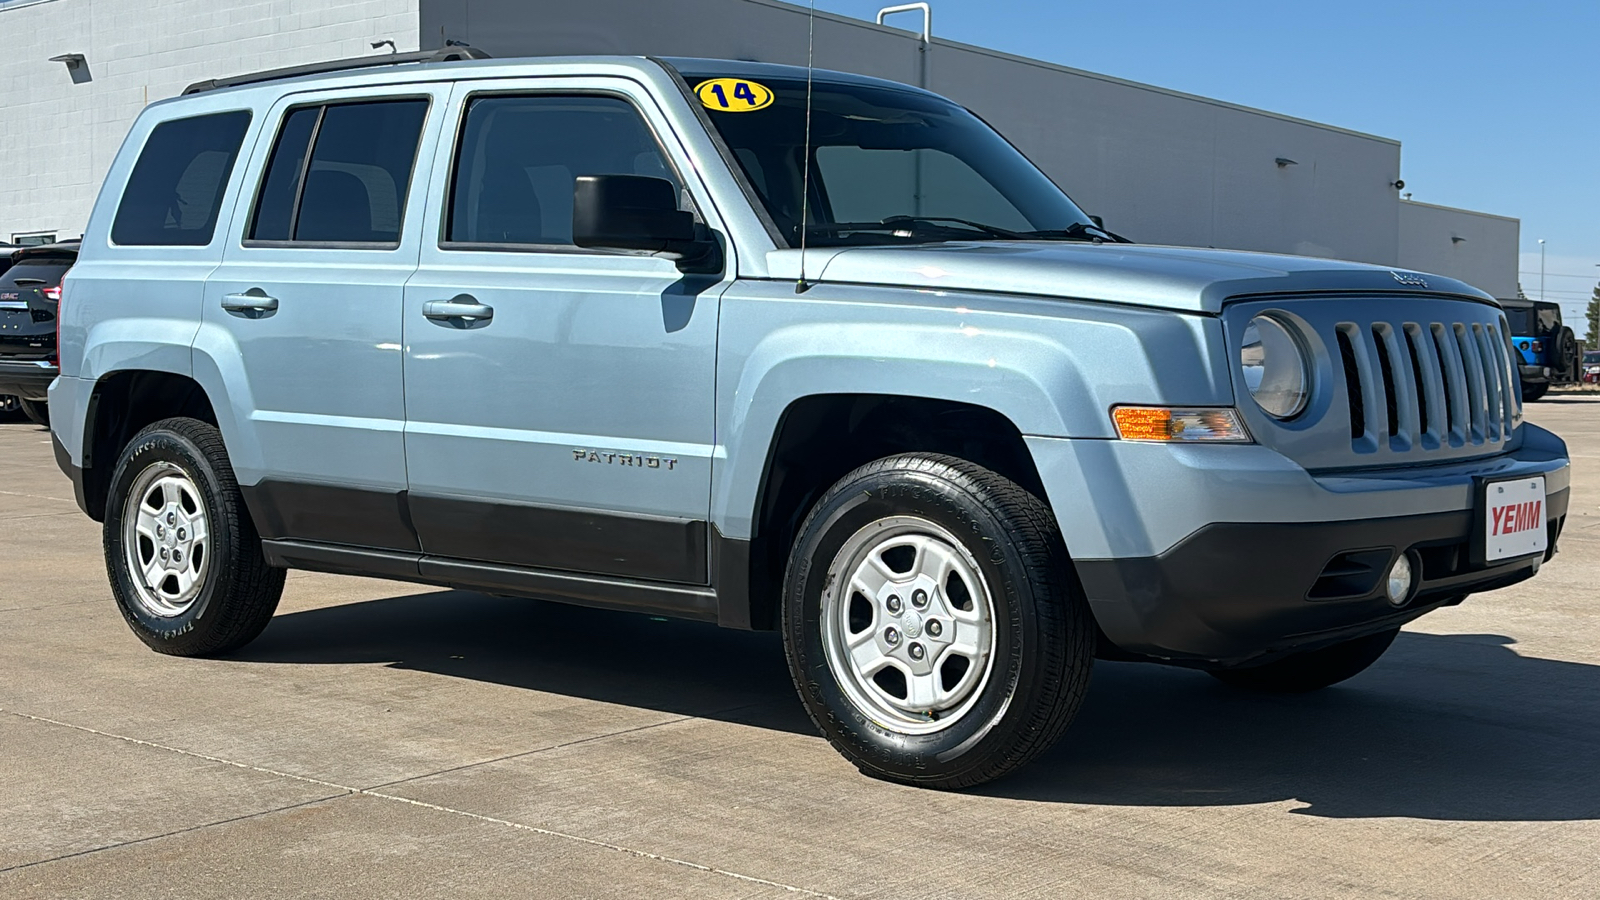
708, 279, 1234, 541
55, 92, 270, 468
191, 83, 452, 550
400, 75, 735, 583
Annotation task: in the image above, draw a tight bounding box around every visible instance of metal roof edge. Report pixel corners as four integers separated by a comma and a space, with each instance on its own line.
1399, 198, 1520, 225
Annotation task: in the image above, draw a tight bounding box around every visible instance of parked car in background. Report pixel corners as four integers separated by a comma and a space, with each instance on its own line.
1499, 298, 1581, 401
1584, 349, 1600, 385
0, 240, 77, 426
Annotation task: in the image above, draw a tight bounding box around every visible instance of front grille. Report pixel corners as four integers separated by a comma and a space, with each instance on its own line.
1335, 315, 1519, 454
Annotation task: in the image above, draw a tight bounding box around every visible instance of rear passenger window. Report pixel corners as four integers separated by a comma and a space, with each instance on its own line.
446, 95, 678, 246
111, 111, 251, 246
248, 99, 429, 245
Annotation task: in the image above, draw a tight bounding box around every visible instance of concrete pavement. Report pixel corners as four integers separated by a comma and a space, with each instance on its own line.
2, 397, 1597, 898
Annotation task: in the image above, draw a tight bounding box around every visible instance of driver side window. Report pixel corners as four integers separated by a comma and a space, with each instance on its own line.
446, 94, 680, 248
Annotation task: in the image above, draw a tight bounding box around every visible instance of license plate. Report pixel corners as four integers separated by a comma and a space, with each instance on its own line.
1484, 476, 1547, 562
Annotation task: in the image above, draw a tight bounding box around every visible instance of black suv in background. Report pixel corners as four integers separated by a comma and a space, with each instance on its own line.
0, 241, 76, 426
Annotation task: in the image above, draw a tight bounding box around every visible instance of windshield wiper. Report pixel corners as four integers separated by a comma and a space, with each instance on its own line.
1017, 222, 1134, 244
806, 217, 1133, 244
807, 216, 1028, 241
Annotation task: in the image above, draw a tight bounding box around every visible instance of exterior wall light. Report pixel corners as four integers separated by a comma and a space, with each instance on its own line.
49, 53, 91, 84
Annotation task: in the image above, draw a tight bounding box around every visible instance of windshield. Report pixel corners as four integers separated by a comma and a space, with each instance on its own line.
672, 67, 1097, 248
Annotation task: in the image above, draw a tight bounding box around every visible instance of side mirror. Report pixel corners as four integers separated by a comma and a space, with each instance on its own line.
572, 175, 719, 273
1089, 214, 1105, 230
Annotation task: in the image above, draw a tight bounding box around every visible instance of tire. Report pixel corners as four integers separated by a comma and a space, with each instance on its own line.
103, 417, 285, 656
1522, 381, 1548, 402
1209, 628, 1399, 693
1556, 327, 1578, 381
19, 398, 48, 427
782, 454, 1095, 789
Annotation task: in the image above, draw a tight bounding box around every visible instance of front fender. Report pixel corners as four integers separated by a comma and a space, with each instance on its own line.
710, 281, 1232, 538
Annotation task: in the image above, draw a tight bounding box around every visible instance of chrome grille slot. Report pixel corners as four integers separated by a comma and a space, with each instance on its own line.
1430, 323, 1469, 445
1455, 323, 1488, 444
1335, 328, 1365, 441
1371, 324, 1400, 444
1403, 323, 1445, 450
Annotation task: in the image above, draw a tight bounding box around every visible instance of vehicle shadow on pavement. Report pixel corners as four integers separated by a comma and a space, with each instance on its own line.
1000, 631, 1600, 821
241, 594, 1600, 821
238, 590, 813, 734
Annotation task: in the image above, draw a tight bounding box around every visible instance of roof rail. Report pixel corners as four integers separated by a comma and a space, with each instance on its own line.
182, 45, 491, 95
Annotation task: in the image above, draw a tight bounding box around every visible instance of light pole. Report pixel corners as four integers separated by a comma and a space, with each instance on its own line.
1538, 239, 1546, 301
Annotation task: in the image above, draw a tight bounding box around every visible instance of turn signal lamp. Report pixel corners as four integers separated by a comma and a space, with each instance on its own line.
1112, 407, 1251, 443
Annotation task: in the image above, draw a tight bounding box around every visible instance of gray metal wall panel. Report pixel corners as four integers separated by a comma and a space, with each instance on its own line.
1397, 200, 1520, 299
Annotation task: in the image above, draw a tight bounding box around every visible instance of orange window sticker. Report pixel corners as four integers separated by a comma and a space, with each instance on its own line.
694, 78, 775, 112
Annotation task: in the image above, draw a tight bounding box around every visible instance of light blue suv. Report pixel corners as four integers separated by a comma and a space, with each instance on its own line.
50, 49, 1570, 788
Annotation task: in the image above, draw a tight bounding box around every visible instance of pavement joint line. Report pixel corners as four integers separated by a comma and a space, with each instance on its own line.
361, 698, 782, 793
0, 599, 102, 613
0, 795, 346, 876
361, 712, 702, 792
0, 511, 85, 522
0, 488, 75, 504
1, 708, 848, 900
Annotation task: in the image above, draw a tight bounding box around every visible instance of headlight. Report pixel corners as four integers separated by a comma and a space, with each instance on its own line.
1239, 315, 1310, 419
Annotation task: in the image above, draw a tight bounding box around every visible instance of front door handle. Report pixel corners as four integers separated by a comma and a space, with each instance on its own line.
423, 297, 494, 324
220, 290, 279, 313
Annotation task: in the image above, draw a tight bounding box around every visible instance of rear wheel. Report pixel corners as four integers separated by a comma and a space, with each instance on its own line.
104, 417, 285, 656
1209, 628, 1399, 693
1522, 382, 1549, 402
19, 398, 48, 427
782, 454, 1094, 789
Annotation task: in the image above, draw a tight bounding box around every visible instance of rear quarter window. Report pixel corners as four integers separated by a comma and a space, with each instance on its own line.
111, 110, 252, 246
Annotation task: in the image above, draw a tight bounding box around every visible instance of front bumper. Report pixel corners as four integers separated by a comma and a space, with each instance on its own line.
0, 358, 57, 401
1075, 495, 1566, 666
1028, 425, 1571, 666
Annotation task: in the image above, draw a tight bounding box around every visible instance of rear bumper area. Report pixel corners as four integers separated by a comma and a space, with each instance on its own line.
0, 358, 57, 401
1076, 488, 1568, 666
1518, 364, 1551, 384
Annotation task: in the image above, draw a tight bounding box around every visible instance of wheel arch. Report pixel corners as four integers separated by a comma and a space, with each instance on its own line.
80, 370, 220, 521
722, 391, 1053, 631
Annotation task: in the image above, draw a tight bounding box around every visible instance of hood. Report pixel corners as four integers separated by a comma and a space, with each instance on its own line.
765, 242, 1493, 314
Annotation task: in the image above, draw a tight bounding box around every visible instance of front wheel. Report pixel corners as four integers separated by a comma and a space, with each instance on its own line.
1209, 628, 1399, 693
782, 454, 1095, 789
104, 417, 285, 656
19, 398, 48, 427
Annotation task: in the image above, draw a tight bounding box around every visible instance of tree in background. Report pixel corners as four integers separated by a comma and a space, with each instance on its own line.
1587, 284, 1599, 350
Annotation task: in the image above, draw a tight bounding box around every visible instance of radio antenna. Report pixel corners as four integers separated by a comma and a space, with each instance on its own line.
795, 0, 817, 294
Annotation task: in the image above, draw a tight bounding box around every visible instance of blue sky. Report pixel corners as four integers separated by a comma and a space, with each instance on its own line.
813, 0, 1599, 334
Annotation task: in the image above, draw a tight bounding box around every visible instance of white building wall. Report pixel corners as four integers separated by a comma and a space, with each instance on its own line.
0, 0, 419, 241
1397, 200, 1519, 299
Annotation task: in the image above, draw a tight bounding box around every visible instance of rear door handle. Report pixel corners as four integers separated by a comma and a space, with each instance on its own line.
423, 297, 494, 323
220, 290, 279, 313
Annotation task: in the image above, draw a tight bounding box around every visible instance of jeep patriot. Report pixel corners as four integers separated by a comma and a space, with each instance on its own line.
50, 49, 1570, 788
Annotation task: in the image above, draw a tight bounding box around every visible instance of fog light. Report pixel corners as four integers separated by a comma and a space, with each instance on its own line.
1385, 553, 1415, 606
